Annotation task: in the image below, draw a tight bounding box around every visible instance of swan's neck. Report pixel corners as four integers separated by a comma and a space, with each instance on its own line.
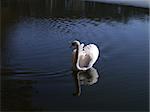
75, 46, 79, 66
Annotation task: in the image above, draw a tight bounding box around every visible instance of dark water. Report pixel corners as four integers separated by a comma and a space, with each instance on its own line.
1, 0, 149, 111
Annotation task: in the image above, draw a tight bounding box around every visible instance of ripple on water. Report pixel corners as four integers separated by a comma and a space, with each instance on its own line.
7, 69, 72, 80
4, 15, 149, 82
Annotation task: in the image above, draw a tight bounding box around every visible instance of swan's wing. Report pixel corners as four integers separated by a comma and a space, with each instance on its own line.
84, 44, 99, 57
83, 44, 99, 64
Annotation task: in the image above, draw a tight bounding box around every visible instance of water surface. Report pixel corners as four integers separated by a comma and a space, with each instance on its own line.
1, 0, 149, 111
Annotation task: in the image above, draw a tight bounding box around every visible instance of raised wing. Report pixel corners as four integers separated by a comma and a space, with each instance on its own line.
83, 44, 99, 64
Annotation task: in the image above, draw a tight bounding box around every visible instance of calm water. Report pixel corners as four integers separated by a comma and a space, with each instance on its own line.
1, 0, 149, 111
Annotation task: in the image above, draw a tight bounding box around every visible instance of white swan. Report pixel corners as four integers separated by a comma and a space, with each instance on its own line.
71, 40, 99, 71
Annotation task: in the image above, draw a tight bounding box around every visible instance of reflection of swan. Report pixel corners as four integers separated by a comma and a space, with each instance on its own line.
79, 67, 99, 85
72, 67, 99, 96
71, 40, 99, 71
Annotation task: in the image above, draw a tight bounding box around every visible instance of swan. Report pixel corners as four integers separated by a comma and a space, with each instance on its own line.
71, 40, 99, 71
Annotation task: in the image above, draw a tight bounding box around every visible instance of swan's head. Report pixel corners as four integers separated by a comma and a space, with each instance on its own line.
71, 40, 80, 49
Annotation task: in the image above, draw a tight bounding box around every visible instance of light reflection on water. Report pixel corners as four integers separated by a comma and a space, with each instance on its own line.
1, 0, 149, 111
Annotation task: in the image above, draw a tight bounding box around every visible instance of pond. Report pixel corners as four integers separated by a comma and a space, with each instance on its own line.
1, 0, 149, 111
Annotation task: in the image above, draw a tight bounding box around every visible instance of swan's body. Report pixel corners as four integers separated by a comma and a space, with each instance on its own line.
71, 40, 99, 71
